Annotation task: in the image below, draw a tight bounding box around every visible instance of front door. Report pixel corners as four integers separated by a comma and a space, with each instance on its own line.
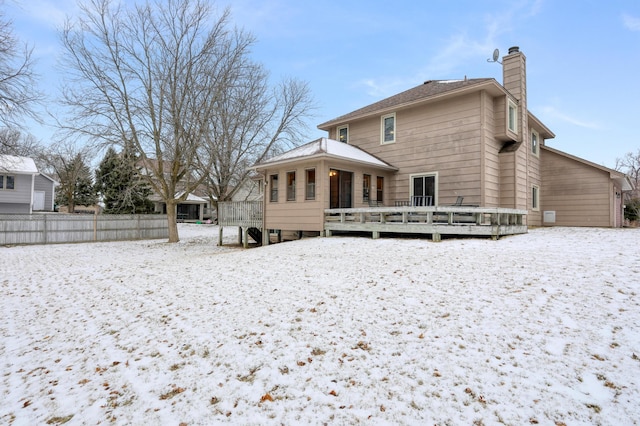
329, 169, 353, 208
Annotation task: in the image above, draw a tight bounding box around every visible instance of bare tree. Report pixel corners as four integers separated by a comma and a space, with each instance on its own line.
201, 69, 315, 206
58, 0, 257, 242
0, 127, 40, 155
0, 4, 42, 127
616, 149, 640, 222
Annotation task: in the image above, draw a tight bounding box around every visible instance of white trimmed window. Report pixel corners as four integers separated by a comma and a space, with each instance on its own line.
305, 169, 315, 200
362, 174, 371, 202
508, 100, 518, 134
269, 174, 278, 202
381, 113, 396, 144
286, 171, 296, 201
0, 175, 15, 190
532, 185, 540, 211
337, 125, 349, 143
531, 129, 539, 157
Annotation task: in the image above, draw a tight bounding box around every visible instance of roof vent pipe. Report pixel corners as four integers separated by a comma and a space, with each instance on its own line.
508, 46, 520, 54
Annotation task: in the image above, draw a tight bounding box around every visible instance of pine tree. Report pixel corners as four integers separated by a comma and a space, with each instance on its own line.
54, 153, 97, 213
95, 147, 153, 214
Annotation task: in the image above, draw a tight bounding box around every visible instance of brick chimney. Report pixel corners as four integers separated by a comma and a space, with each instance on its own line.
502, 46, 527, 145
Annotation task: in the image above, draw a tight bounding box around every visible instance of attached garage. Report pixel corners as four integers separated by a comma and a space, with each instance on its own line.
540, 146, 633, 227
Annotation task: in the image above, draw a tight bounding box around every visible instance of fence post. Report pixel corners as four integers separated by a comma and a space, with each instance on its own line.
43, 214, 48, 244
93, 211, 98, 241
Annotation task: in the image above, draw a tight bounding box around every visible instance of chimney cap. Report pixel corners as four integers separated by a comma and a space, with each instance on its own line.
508, 46, 520, 54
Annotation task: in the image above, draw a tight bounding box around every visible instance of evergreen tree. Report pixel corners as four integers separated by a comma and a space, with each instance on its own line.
54, 153, 97, 213
95, 147, 153, 214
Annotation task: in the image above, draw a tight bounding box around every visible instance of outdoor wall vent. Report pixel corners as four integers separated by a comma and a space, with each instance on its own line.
543, 211, 556, 224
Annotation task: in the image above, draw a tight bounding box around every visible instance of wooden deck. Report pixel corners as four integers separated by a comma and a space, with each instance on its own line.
217, 201, 264, 247
324, 206, 527, 241
218, 201, 527, 246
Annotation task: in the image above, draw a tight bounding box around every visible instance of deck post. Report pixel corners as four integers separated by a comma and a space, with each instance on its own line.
242, 227, 249, 248
372, 231, 380, 239
218, 226, 223, 246
238, 227, 242, 245
432, 233, 441, 242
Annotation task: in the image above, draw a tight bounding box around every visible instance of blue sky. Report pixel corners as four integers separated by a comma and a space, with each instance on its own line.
6, 0, 640, 168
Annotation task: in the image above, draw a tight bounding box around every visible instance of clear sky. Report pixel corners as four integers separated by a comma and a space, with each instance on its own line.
5, 0, 640, 168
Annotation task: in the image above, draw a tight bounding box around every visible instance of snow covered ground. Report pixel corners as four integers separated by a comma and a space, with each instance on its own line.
1, 224, 639, 425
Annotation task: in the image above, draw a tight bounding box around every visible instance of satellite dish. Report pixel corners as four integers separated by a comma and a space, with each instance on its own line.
487, 48, 502, 64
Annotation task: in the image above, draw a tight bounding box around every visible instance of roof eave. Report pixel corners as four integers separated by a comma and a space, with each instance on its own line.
252, 152, 397, 172
541, 145, 631, 187
528, 112, 555, 139
318, 79, 506, 130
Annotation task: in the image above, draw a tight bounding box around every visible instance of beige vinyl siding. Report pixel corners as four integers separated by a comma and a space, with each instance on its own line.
515, 143, 528, 210
499, 151, 516, 208
264, 161, 326, 232
345, 93, 483, 206
263, 160, 394, 232
541, 149, 612, 227
482, 91, 501, 206
527, 128, 543, 226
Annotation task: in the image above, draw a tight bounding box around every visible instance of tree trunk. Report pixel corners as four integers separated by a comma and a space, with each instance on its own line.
166, 200, 179, 243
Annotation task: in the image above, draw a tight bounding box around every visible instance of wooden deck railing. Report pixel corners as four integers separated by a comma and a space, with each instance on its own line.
218, 201, 263, 228
324, 206, 527, 240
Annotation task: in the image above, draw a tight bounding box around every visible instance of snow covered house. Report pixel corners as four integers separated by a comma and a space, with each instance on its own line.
0, 155, 57, 214
229, 47, 633, 245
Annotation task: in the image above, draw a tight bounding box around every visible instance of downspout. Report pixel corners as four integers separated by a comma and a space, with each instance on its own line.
30, 173, 36, 214
261, 171, 269, 245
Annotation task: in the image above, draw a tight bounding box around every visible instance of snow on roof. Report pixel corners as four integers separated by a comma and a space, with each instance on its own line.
175, 191, 208, 203
0, 154, 38, 174
255, 138, 396, 170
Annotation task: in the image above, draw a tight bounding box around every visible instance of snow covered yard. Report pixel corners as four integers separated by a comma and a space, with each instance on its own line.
1, 225, 639, 425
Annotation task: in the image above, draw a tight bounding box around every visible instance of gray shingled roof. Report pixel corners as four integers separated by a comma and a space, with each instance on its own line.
318, 78, 496, 129
254, 138, 397, 170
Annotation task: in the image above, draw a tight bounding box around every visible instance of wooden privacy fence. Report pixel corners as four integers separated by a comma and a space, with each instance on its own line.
0, 214, 169, 245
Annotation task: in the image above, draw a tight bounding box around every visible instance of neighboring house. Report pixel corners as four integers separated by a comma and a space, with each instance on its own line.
0, 155, 57, 214
252, 46, 633, 236
150, 191, 210, 222
137, 158, 211, 222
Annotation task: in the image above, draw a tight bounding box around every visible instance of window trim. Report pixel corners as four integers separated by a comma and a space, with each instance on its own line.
507, 100, 518, 134
0, 174, 15, 190
337, 125, 349, 143
531, 129, 539, 157
362, 174, 371, 202
286, 171, 296, 201
376, 176, 384, 204
409, 172, 438, 205
269, 174, 278, 202
532, 185, 540, 211
380, 113, 396, 145
305, 168, 316, 200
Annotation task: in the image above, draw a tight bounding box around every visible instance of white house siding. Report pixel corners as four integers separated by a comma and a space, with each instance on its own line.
0, 174, 33, 213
